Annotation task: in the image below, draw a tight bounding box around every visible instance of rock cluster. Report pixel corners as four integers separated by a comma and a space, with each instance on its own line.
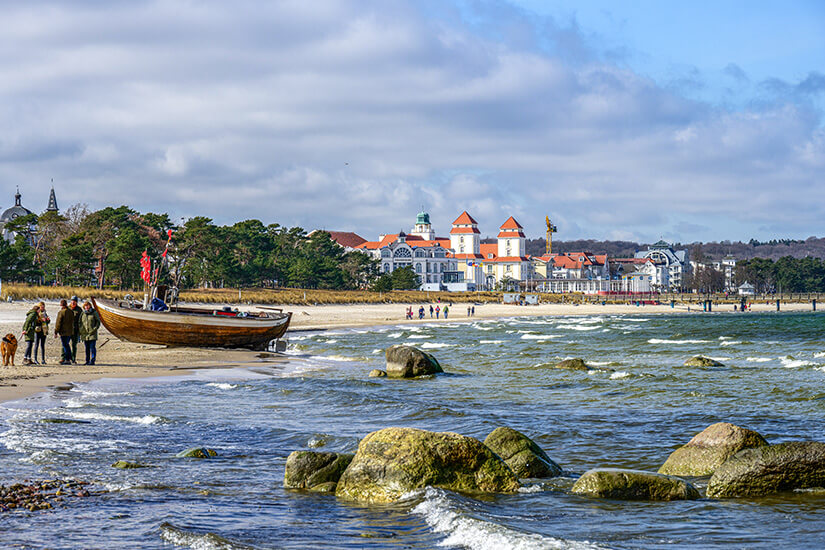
1, 479, 91, 513
683, 356, 724, 367
176, 448, 218, 459
384, 345, 443, 378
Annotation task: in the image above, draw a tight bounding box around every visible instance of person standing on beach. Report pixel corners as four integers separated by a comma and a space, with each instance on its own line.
35, 302, 50, 365
435, 305, 440, 318
444, 305, 449, 319
54, 300, 75, 365
467, 305, 471, 317
429, 305, 433, 318
78, 301, 101, 365
68, 296, 82, 365
21, 304, 40, 365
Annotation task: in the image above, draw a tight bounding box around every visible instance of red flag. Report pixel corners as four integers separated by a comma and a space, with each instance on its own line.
140, 251, 152, 284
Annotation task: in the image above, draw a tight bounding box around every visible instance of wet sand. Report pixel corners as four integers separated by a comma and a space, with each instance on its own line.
1, 298, 815, 403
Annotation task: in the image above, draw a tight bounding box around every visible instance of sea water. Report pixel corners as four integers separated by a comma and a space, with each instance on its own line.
2, 312, 825, 549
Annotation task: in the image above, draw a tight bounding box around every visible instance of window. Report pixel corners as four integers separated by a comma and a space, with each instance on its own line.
383, 264, 390, 272
415, 249, 427, 258
415, 264, 422, 273
394, 247, 411, 258
506, 240, 511, 256
381, 250, 390, 258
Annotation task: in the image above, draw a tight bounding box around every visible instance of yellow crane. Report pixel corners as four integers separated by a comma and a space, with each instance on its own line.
545, 215, 557, 254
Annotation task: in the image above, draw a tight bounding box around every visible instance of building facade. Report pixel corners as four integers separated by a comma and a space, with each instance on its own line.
634, 240, 690, 289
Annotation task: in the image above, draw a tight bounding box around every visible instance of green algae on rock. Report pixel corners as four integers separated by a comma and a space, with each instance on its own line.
385, 345, 443, 378
284, 451, 354, 491
659, 422, 768, 476
483, 427, 562, 478
554, 358, 591, 371
111, 461, 152, 469
707, 441, 825, 498
684, 356, 724, 367
335, 427, 520, 503
368, 369, 387, 378
175, 448, 218, 459
572, 468, 700, 501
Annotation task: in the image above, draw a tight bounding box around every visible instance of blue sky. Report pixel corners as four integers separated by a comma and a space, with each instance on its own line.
0, 0, 823, 244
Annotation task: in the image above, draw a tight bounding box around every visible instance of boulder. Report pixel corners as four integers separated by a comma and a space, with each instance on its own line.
483, 427, 562, 478
175, 448, 218, 459
335, 427, 520, 503
707, 442, 825, 498
572, 468, 699, 501
554, 358, 590, 371
368, 369, 387, 378
385, 345, 443, 378
684, 356, 724, 367
284, 451, 354, 491
658, 422, 768, 476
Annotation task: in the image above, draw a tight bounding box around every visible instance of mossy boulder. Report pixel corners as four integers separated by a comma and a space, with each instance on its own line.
335, 427, 520, 503
554, 358, 590, 371
40, 418, 91, 424
175, 447, 218, 459
658, 422, 768, 476
385, 345, 443, 378
368, 369, 387, 378
483, 427, 562, 478
572, 468, 700, 501
111, 460, 151, 469
284, 451, 354, 491
707, 442, 825, 498
684, 356, 724, 367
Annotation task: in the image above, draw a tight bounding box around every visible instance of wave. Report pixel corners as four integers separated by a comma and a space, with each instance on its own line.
521, 334, 561, 340
206, 383, 237, 390
160, 522, 259, 550
780, 357, 814, 369
479, 340, 505, 344
322, 355, 362, 362
556, 325, 601, 331
720, 341, 744, 347
746, 357, 772, 363
412, 487, 602, 550
408, 334, 431, 339
421, 343, 452, 349
64, 411, 168, 425
815, 352, 825, 358
648, 339, 711, 345
610, 371, 631, 380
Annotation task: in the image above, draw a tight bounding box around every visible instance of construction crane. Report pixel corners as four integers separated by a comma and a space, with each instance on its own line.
545, 215, 557, 254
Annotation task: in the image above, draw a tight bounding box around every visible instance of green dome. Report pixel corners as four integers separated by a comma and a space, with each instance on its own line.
416, 211, 430, 225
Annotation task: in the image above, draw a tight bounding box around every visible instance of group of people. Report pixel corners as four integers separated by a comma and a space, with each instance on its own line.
405, 304, 452, 320
22, 297, 101, 366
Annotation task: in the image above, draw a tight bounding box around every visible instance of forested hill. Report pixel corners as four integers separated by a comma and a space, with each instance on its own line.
507, 237, 825, 260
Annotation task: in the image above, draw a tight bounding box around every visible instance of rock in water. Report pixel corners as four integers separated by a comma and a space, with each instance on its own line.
658, 422, 768, 476
707, 442, 825, 498
111, 460, 151, 469
335, 427, 520, 503
684, 356, 724, 367
572, 468, 700, 501
284, 451, 354, 491
385, 345, 443, 378
554, 358, 590, 371
175, 448, 218, 459
483, 427, 562, 478
368, 369, 387, 378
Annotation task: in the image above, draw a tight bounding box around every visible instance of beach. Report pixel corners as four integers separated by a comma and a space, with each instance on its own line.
0, 299, 815, 404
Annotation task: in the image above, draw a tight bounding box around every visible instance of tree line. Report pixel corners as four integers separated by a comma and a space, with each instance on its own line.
0, 205, 382, 290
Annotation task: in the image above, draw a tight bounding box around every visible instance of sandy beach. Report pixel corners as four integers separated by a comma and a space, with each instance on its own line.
0, 298, 816, 404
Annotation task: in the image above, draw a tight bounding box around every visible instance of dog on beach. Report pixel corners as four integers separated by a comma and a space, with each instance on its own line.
1, 334, 18, 366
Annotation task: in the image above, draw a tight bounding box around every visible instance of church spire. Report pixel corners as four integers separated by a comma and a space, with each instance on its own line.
14, 187, 21, 206
47, 186, 58, 212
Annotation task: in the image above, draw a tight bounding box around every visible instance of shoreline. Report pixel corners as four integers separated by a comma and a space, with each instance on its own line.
1, 300, 819, 405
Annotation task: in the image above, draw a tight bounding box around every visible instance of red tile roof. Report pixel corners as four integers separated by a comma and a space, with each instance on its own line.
326, 231, 367, 249
499, 216, 523, 230
450, 226, 480, 234
356, 234, 450, 250
452, 211, 478, 225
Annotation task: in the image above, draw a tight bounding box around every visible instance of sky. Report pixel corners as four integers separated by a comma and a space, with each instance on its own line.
0, 0, 823, 244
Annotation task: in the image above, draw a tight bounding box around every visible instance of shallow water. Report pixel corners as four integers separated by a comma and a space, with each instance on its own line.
2, 312, 825, 549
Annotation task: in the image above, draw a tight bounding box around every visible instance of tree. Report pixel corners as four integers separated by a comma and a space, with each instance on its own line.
390, 266, 419, 289
0, 237, 39, 282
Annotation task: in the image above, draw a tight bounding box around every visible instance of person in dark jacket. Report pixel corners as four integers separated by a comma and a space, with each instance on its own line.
78, 301, 101, 365
68, 296, 82, 365
21, 304, 40, 365
54, 300, 75, 365
35, 302, 49, 364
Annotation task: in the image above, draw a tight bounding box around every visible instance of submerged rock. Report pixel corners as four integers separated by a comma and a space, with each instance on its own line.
175, 448, 218, 459
385, 345, 443, 378
554, 358, 590, 371
659, 422, 768, 476
284, 451, 354, 491
483, 427, 562, 478
684, 356, 724, 367
39, 418, 91, 424
707, 442, 825, 498
368, 369, 387, 378
111, 461, 151, 469
335, 427, 520, 503
572, 468, 699, 501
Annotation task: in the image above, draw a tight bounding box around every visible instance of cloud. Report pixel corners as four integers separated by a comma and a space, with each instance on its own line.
0, 0, 821, 244
723, 63, 748, 83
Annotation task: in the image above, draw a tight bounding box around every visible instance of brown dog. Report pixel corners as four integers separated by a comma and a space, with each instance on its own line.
1, 334, 18, 366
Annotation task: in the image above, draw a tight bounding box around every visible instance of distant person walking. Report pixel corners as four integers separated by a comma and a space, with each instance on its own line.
471, 306, 475, 316
21, 304, 40, 365
429, 305, 434, 318
467, 306, 471, 317
35, 302, 50, 365
68, 296, 82, 364
54, 300, 75, 365
435, 305, 440, 319
78, 301, 101, 365
418, 306, 425, 319
443, 306, 449, 319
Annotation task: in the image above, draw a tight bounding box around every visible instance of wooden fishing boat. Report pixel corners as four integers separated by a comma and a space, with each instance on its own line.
91, 297, 291, 350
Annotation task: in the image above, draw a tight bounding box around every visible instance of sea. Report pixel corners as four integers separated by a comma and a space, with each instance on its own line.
2, 311, 825, 549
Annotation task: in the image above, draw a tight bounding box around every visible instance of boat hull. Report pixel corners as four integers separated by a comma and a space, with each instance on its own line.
92, 298, 291, 349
